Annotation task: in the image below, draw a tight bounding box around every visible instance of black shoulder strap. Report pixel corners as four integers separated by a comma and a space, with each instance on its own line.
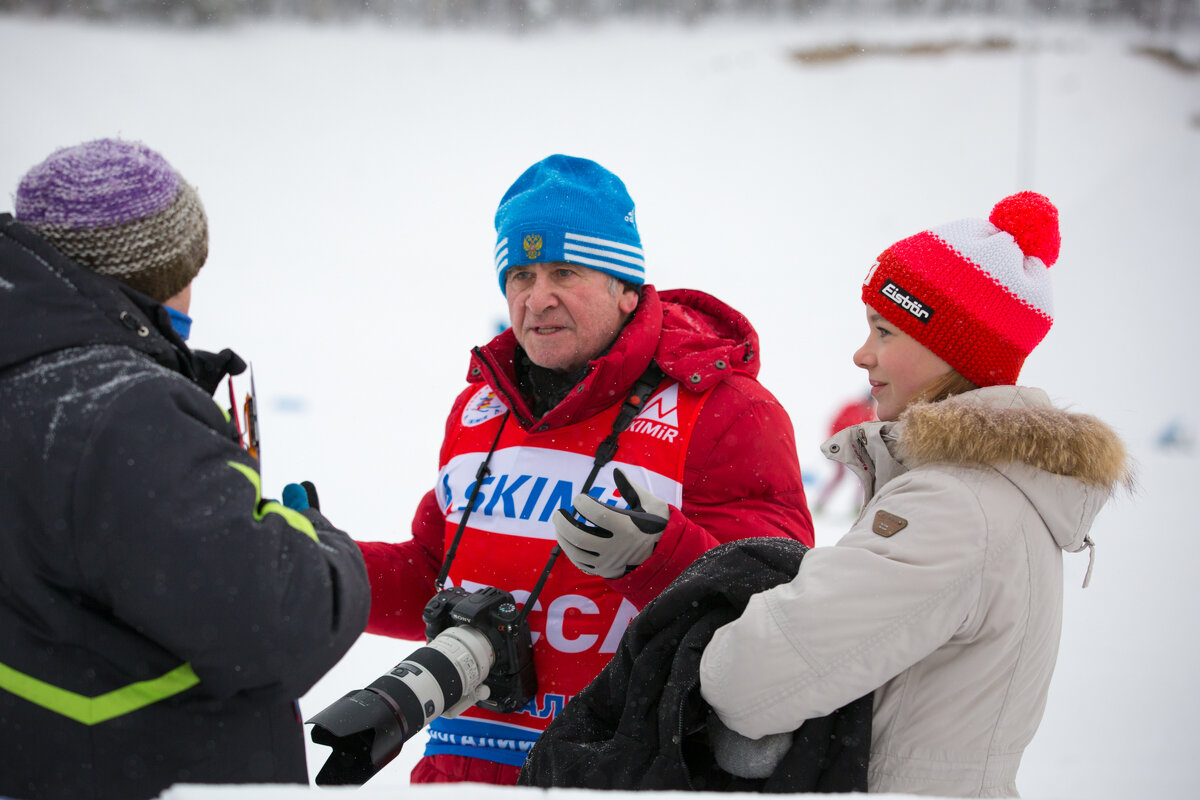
516, 361, 667, 627
435, 410, 511, 591
582, 360, 666, 494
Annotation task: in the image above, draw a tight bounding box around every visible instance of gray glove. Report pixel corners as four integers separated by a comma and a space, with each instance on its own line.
553, 468, 669, 578
707, 711, 793, 779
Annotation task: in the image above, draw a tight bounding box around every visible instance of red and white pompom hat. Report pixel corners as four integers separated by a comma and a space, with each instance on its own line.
861, 191, 1060, 387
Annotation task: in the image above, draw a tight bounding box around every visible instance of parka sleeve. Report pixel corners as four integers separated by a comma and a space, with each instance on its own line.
71, 377, 370, 703
699, 469, 987, 739
357, 489, 445, 640
610, 376, 813, 608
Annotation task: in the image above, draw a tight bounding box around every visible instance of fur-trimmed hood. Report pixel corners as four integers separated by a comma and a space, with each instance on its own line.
823, 385, 1132, 559
897, 386, 1132, 490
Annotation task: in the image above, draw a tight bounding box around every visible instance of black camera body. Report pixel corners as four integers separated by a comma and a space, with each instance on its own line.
308, 585, 538, 786
423, 585, 537, 714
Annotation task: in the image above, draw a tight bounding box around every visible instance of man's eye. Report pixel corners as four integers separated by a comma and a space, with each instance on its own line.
876, 326, 892, 338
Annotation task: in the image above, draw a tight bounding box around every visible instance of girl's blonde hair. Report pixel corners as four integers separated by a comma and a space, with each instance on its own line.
914, 370, 978, 406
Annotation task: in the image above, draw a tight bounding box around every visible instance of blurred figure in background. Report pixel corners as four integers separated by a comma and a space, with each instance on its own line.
0, 139, 369, 800
812, 391, 876, 516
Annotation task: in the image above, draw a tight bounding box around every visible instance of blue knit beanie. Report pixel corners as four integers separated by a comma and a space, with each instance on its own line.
494, 155, 644, 294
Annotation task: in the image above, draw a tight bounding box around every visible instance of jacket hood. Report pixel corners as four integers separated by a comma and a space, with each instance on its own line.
654, 288, 760, 389
0, 215, 190, 378
898, 386, 1132, 490
899, 385, 1133, 554
469, 285, 761, 430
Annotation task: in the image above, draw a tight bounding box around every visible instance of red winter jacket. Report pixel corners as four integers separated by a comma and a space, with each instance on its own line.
358, 285, 813, 637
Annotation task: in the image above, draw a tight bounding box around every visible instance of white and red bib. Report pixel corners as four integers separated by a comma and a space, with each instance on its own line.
424, 379, 708, 765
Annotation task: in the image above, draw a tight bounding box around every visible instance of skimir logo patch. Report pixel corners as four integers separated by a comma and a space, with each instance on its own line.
462, 385, 508, 427
880, 280, 934, 323
523, 234, 543, 260
629, 384, 679, 443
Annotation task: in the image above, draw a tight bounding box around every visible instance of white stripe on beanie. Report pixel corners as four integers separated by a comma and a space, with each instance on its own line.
565, 232, 645, 258
494, 237, 509, 279
930, 218, 1054, 317
562, 254, 646, 280
563, 232, 645, 278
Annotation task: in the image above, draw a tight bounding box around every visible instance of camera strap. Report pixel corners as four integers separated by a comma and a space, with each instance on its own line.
436, 410, 511, 591
515, 361, 665, 627
435, 361, 666, 613
581, 361, 666, 494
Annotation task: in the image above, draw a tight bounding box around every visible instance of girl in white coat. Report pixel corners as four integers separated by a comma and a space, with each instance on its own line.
699, 192, 1132, 797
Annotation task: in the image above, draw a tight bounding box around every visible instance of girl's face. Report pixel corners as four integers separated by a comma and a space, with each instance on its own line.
853, 304, 953, 421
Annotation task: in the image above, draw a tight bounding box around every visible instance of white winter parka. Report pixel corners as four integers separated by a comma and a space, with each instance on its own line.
699, 386, 1131, 797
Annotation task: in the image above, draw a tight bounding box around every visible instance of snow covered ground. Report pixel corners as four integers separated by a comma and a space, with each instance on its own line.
2, 12, 1198, 799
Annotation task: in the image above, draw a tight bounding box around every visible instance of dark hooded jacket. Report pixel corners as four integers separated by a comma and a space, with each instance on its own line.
0, 215, 370, 800
517, 537, 872, 792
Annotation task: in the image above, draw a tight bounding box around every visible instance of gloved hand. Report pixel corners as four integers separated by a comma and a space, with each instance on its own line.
707, 711, 793, 779
282, 481, 321, 511
553, 468, 669, 579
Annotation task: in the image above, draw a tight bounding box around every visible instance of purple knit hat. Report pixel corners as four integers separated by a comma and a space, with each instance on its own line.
14, 139, 207, 302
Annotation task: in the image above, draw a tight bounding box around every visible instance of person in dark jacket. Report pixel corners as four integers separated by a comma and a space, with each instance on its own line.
0, 139, 371, 800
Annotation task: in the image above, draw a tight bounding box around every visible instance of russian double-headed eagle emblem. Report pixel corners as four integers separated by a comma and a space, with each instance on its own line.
523, 233, 543, 260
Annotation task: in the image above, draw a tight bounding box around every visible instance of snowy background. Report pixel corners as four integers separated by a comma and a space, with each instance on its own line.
2, 11, 1198, 799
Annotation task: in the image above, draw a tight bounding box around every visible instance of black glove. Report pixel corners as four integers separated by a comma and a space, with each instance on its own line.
553, 468, 669, 578
192, 347, 247, 396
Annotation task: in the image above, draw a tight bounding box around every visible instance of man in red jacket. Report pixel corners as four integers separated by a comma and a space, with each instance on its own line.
356, 155, 813, 785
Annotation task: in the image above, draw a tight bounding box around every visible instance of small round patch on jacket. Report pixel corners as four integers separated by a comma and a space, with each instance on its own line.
872, 510, 908, 537
462, 385, 508, 427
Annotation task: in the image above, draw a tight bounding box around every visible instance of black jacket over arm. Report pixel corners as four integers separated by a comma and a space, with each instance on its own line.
518, 537, 872, 792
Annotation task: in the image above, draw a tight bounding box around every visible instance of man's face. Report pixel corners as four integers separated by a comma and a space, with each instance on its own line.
506, 262, 640, 373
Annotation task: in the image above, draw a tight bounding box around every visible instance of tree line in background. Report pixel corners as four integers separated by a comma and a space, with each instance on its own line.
0, 0, 1196, 28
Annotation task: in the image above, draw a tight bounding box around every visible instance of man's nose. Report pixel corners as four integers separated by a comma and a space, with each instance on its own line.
525, 275, 558, 313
